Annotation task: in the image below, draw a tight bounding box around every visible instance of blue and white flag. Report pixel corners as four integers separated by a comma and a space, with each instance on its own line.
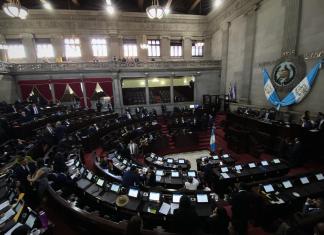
262, 60, 323, 110
210, 127, 216, 153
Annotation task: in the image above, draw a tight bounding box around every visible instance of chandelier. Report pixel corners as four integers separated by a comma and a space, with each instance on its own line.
2, 0, 28, 20
146, 0, 164, 19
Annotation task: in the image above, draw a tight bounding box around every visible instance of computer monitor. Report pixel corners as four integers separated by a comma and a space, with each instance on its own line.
171, 171, 180, 177
300, 177, 310, 184
75, 161, 80, 167
221, 167, 229, 173
212, 155, 219, 160
222, 154, 229, 159
282, 180, 293, 189
248, 163, 256, 168
96, 179, 104, 187
167, 158, 174, 164
79, 167, 85, 175
110, 184, 120, 193
263, 184, 274, 193
86, 172, 93, 180
172, 194, 182, 203
261, 161, 269, 166
235, 165, 242, 171
13, 201, 23, 213
122, 159, 128, 165
188, 171, 196, 177
157, 157, 163, 161
273, 159, 280, 164
149, 192, 160, 202
156, 170, 164, 176
128, 188, 139, 198
178, 159, 185, 164
316, 173, 324, 181
196, 194, 209, 203
25, 213, 37, 229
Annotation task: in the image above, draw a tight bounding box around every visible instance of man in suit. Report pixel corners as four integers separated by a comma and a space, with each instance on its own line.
122, 166, 142, 187
231, 183, 253, 235
30, 103, 40, 116
19, 111, 32, 123
43, 123, 55, 147
13, 155, 36, 193
128, 140, 139, 158
54, 121, 67, 143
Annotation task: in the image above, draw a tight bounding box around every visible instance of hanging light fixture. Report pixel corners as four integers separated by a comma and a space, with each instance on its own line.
146, 0, 164, 19
2, 0, 28, 20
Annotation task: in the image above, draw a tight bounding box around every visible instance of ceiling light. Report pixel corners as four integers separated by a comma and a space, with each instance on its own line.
146, 0, 164, 19
195, 42, 204, 47
106, 0, 114, 14
2, 0, 28, 19
214, 0, 223, 8
41, 0, 53, 11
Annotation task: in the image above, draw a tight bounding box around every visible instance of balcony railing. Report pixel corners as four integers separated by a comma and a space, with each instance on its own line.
0, 62, 11, 74
6, 60, 221, 74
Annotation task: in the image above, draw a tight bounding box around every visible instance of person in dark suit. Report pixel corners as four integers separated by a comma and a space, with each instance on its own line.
13, 155, 36, 194
19, 111, 32, 123
172, 195, 200, 234
122, 166, 142, 187
54, 121, 66, 143
30, 103, 40, 116
207, 206, 230, 235
231, 183, 253, 235
145, 166, 156, 187
303, 197, 324, 214
43, 123, 56, 147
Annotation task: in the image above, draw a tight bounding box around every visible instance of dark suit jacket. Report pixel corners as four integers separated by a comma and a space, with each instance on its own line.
173, 207, 200, 234
231, 190, 252, 220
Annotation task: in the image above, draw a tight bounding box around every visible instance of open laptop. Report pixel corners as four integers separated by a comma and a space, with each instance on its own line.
101, 183, 120, 204
125, 188, 141, 211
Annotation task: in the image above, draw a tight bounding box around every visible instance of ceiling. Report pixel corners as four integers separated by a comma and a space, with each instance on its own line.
0, 0, 214, 15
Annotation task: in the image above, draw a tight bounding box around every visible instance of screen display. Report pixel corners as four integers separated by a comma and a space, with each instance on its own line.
86, 172, 93, 180
300, 177, 310, 184
222, 154, 229, 159
261, 161, 269, 166
149, 192, 160, 202
156, 170, 164, 176
316, 173, 324, 181
172, 194, 182, 203
235, 165, 242, 171
197, 194, 208, 203
167, 159, 174, 163
273, 159, 280, 164
188, 171, 196, 177
14, 201, 23, 212
110, 184, 120, 193
221, 167, 228, 173
79, 167, 85, 175
122, 159, 128, 165
178, 159, 185, 164
189, 105, 195, 109
128, 188, 139, 198
25, 214, 37, 229
96, 179, 104, 187
75, 161, 80, 167
248, 163, 256, 168
171, 171, 180, 177
157, 157, 163, 161
263, 184, 274, 193
282, 180, 293, 189
213, 155, 219, 160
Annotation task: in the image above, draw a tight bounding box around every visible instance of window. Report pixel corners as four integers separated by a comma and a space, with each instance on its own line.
64, 38, 81, 58
148, 40, 160, 57
91, 38, 108, 57
122, 78, 146, 105
148, 78, 171, 104
35, 38, 55, 58
170, 40, 182, 57
123, 39, 138, 57
192, 41, 204, 57
6, 39, 26, 59
173, 76, 195, 102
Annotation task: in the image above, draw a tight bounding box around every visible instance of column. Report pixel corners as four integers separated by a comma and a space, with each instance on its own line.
170, 74, 174, 104
49, 77, 56, 104
281, 0, 301, 56
0, 34, 7, 62
80, 78, 88, 109
21, 33, 37, 63
145, 76, 149, 105
161, 36, 170, 60
112, 72, 122, 114
203, 36, 212, 60
183, 36, 192, 60
137, 35, 148, 62
240, 8, 257, 104
219, 22, 230, 96
51, 36, 64, 60
80, 36, 92, 62
109, 35, 122, 60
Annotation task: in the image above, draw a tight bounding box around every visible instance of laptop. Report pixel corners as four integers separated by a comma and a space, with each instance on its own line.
128, 188, 139, 198
263, 184, 275, 193
171, 171, 180, 178
248, 163, 256, 168
167, 158, 174, 164
300, 176, 310, 185
316, 173, 324, 181
235, 165, 242, 171
125, 188, 141, 211
188, 171, 196, 177
221, 167, 229, 173
282, 180, 293, 189
261, 161, 269, 166
273, 159, 281, 164
149, 192, 161, 203
156, 170, 164, 176
101, 183, 120, 204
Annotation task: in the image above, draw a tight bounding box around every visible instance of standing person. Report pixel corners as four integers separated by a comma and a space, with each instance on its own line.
231, 183, 252, 235
128, 140, 139, 158
172, 195, 200, 234
122, 166, 142, 187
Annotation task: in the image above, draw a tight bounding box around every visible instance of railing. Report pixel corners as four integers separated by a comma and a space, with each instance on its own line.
8, 60, 221, 74
0, 62, 11, 74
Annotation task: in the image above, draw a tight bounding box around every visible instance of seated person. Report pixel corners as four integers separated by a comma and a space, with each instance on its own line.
303, 197, 324, 214
207, 206, 230, 235
122, 166, 142, 187
145, 166, 156, 187
301, 111, 314, 130
184, 177, 199, 191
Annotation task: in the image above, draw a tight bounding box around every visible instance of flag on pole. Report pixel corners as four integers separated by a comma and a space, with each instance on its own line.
210, 126, 216, 153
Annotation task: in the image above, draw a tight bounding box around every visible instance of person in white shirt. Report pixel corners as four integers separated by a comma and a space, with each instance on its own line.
32, 103, 39, 115
128, 140, 138, 157
184, 177, 199, 191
